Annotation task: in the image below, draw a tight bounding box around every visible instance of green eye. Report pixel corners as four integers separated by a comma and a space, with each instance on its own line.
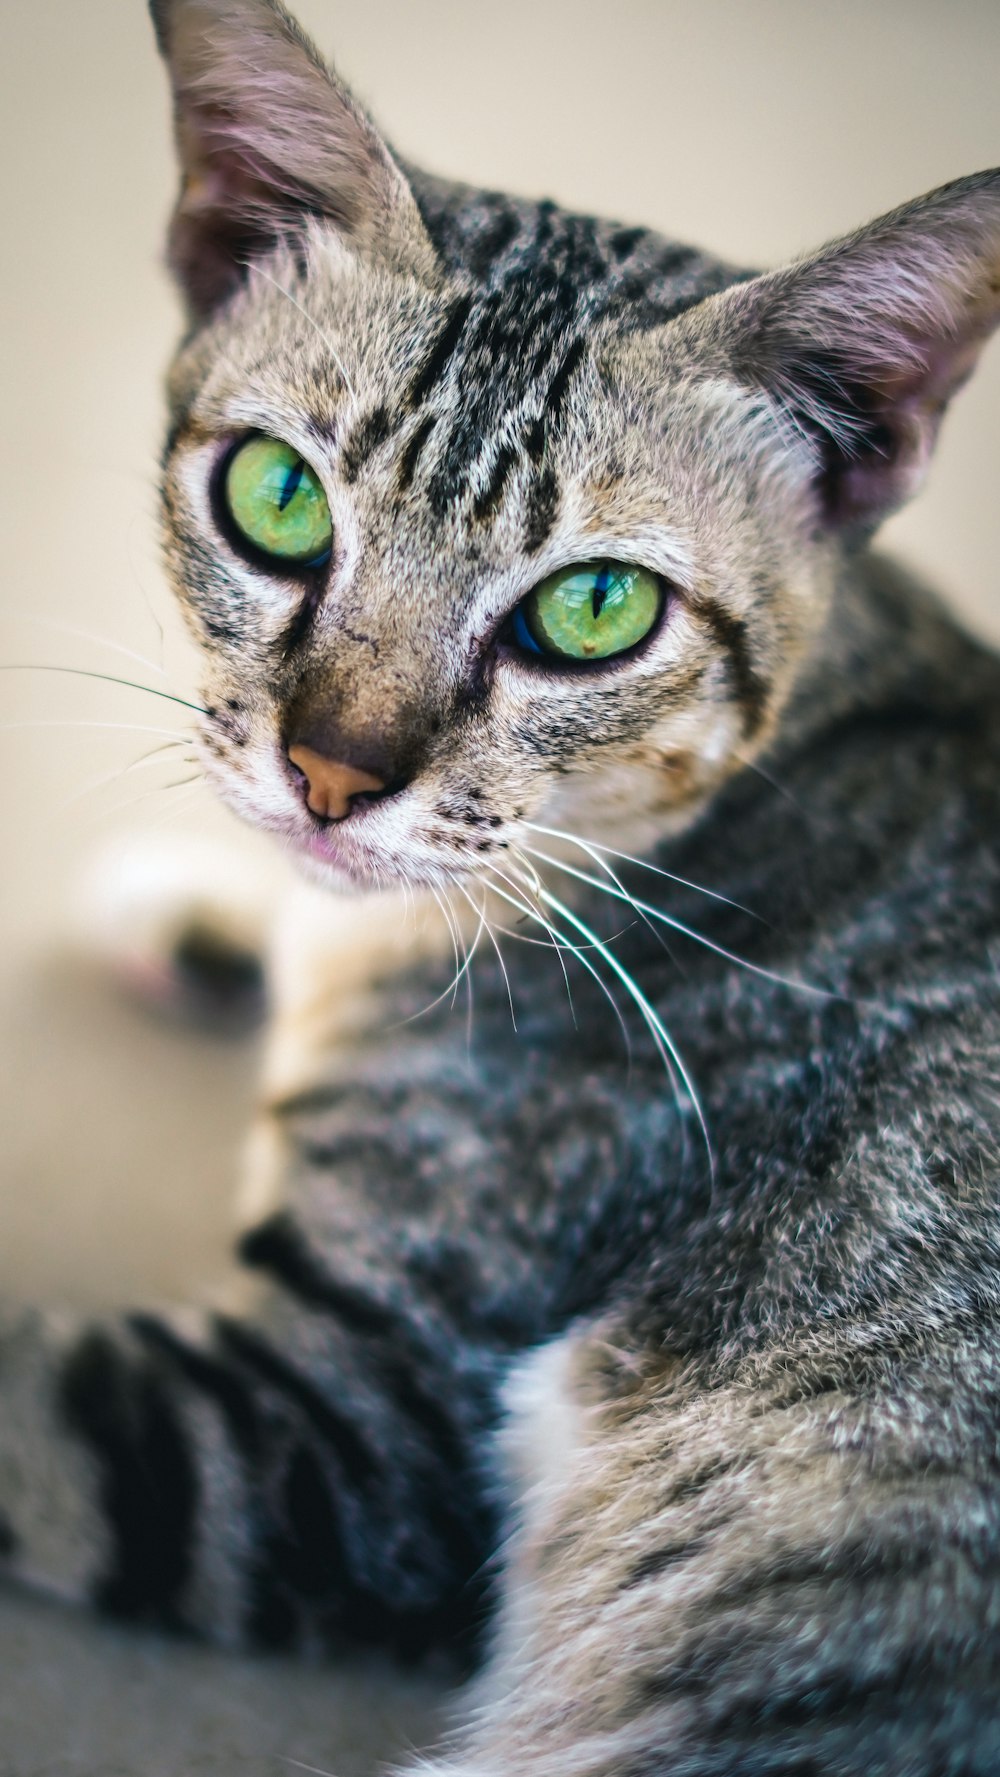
513, 561, 662, 662
223, 436, 333, 564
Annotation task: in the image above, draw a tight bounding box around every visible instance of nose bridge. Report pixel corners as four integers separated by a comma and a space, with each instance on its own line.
283, 642, 433, 791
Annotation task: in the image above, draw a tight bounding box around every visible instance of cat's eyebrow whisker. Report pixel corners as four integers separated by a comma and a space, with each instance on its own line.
0, 663, 208, 716
250, 262, 358, 404
524, 842, 840, 1005
524, 820, 764, 923
512, 862, 714, 1175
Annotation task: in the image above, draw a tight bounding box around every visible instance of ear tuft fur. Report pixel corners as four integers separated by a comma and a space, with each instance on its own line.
150, 0, 436, 318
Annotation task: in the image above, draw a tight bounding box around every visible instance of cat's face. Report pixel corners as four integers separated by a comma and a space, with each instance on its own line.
162, 229, 825, 889
152, 0, 1000, 891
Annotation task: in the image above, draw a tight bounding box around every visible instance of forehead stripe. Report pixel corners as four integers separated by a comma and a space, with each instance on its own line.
340, 403, 394, 482
405, 293, 474, 411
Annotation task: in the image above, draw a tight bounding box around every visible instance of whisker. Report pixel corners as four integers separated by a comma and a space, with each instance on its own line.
0, 663, 208, 716
428, 882, 462, 1006
483, 865, 637, 1062
525, 820, 763, 923
445, 882, 479, 1040
22, 616, 168, 680
525, 843, 839, 1005
0, 719, 191, 740
51, 739, 189, 820
513, 863, 713, 1176
734, 751, 808, 816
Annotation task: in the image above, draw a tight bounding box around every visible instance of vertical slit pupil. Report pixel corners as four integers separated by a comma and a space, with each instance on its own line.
278, 459, 305, 512
591, 566, 614, 621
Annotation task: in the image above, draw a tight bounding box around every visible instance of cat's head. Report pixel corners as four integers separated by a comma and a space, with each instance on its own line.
152, 0, 1000, 890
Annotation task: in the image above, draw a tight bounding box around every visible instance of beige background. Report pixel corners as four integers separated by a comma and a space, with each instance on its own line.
0, 3, 997, 1774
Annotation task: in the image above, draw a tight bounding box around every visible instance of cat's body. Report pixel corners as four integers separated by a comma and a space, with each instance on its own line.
2, 2, 1000, 1771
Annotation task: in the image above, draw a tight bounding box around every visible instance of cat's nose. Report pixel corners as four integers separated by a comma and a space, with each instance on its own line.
287, 745, 386, 822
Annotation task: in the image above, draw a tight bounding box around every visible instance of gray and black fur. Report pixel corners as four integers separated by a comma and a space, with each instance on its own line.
2, 2, 1000, 1772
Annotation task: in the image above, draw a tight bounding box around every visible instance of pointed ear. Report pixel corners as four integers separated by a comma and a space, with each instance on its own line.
710, 170, 1000, 530
149, 0, 436, 318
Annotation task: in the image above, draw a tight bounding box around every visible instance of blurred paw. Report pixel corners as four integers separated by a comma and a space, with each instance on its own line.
72, 831, 278, 1033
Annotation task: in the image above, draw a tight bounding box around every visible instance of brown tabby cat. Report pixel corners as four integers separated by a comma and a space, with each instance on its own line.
1, 2, 999, 1771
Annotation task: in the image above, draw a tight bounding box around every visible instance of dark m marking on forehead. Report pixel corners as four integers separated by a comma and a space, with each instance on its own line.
395, 413, 437, 498
405, 294, 474, 411
473, 440, 520, 524
524, 463, 561, 554
545, 337, 587, 426
340, 403, 393, 482
689, 594, 770, 736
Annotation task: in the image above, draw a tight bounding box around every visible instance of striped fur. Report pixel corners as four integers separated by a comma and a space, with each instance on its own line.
2, 2, 1000, 1771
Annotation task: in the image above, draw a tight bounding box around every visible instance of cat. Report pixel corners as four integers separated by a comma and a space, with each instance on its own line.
1, 0, 999, 1771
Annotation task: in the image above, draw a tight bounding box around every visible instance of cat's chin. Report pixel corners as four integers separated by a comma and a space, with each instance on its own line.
292, 826, 452, 895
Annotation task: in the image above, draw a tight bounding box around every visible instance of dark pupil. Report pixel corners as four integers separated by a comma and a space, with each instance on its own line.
278, 459, 305, 512
591, 567, 614, 621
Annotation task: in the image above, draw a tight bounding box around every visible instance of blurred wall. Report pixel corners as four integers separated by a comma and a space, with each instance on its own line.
2, 0, 998, 951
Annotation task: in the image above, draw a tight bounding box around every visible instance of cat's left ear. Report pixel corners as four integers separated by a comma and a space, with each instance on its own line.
150, 0, 437, 318
707, 170, 1000, 530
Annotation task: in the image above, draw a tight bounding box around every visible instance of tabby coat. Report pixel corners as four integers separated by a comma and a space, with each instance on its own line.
1, 2, 999, 1772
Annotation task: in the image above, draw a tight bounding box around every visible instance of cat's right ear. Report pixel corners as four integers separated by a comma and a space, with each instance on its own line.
149, 0, 436, 319
701, 169, 1000, 532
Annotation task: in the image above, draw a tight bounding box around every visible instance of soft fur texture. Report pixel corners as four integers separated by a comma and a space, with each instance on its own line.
1, 2, 1000, 1771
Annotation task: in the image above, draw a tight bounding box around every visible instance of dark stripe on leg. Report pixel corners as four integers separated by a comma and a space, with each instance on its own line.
129, 1313, 262, 1459
608, 226, 647, 262
213, 1316, 379, 1489
239, 1210, 399, 1339
59, 1330, 197, 1624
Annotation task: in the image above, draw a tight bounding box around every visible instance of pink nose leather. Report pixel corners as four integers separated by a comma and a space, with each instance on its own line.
287, 746, 386, 821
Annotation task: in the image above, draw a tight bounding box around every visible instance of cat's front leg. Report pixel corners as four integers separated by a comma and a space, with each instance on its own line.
0, 1270, 501, 1648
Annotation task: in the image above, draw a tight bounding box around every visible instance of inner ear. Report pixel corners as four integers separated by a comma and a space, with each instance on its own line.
151, 0, 437, 318
701, 168, 1000, 532
775, 346, 949, 530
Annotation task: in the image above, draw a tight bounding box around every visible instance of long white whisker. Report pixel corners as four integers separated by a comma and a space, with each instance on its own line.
479, 891, 518, 1032
428, 883, 463, 1008
0, 663, 208, 715
515, 866, 713, 1176
252, 264, 358, 402
525, 843, 839, 1004
534, 833, 684, 972
483, 865, 635, 1062
525, 820, 763, 923
490, 853, 586, 1029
